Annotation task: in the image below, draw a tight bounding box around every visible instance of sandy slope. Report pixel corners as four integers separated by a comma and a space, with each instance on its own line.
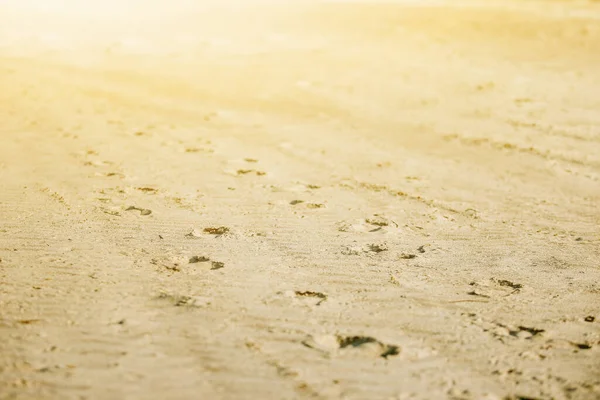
1, 1, 600, 399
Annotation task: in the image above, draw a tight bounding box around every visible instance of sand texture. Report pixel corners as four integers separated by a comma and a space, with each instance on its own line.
1, 1, 600, 399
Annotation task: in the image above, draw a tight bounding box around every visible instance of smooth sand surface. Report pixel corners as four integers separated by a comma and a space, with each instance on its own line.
1, 1, 599, 399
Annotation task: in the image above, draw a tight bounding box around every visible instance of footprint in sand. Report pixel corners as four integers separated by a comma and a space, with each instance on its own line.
291, 200, 325, 209
125, 206, 152, 216
302, 334, 400, 359
294, 290, 327, 306
341, 242, 389, 256
155, 292, 211, 308
222, 158, 268, 177
100, 172, 124, 178
336, 216, 398, 233
202, 226, 230, 236
267, 290, 329, 309
152, 255, 225, 273
184, 146, 214, 154
135, 187, 158, 194
236, 169, 267, 176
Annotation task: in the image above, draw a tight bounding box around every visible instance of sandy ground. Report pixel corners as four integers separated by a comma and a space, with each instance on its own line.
1, 1, 600, 399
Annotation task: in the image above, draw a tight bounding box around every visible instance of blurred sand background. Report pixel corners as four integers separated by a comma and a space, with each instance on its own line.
1, 0, 600, 399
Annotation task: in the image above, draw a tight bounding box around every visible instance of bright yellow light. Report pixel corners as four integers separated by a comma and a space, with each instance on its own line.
0, 0, 309, 56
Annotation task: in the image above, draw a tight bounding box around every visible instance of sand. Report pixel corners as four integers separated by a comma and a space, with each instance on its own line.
1, 0, 599, 399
